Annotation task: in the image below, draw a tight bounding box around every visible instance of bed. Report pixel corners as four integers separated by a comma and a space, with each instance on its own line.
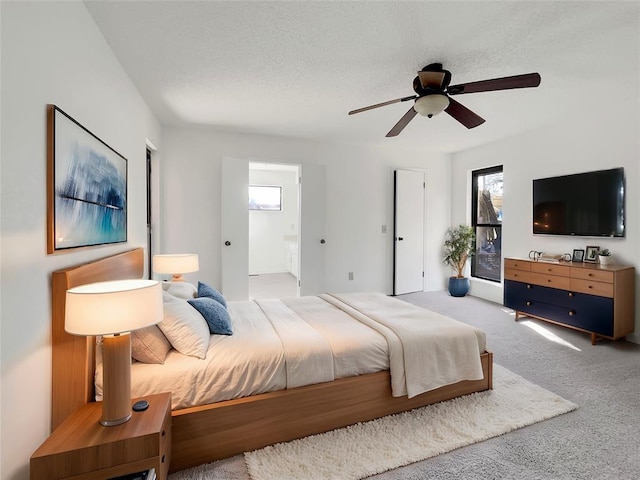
51, 248, 493, 472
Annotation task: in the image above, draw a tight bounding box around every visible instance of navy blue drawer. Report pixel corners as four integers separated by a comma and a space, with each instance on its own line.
504, 280, 614, 337
505, 280, 576, 308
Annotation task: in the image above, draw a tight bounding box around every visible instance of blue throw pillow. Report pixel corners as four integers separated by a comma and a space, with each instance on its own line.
188, 297, 233, 335
198, 281, 227, 308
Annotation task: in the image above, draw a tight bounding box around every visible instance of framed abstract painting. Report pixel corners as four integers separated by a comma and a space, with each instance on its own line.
47, 105, 127, 253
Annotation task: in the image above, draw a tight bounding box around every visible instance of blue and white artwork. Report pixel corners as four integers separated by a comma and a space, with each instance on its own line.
52, 107, 127, 251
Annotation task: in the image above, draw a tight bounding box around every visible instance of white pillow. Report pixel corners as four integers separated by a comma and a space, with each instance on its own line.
162, 281, 197, 300
157, 291, 209, 359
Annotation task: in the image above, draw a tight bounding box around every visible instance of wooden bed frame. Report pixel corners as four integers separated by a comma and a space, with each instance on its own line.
51, 248, 493, 472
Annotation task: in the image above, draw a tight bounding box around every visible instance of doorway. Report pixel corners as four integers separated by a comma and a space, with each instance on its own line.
248, 163, 300, 299
222, 159, 325, 300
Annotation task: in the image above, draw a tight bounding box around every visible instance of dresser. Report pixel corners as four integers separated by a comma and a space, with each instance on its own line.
504, 258, 635, 344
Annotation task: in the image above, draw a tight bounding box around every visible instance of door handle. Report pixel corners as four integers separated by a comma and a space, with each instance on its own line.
224, 241, 231, 246
397, 237, 404, 241
320, 239, 326, 244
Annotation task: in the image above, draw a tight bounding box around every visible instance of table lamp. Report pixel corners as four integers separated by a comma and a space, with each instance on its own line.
152, 253, 199, 282
65, 279, 163, 426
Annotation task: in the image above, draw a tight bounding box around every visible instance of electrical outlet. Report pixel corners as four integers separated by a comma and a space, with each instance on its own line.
348, 272, 354, 281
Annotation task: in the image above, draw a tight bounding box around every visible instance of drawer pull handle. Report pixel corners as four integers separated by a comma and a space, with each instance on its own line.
588, 285, 593, 289
547, 279, 552, 283
162, 455, 165, 463
526, 301, 532, 306
588, 273, 593, 277
162, 430, 165, 437
568, 310, 575, 316
568, 292, 574, 297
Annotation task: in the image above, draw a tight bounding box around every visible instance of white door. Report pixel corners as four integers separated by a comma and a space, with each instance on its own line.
394, 169, 425, 295
221, 157, 249, 300
299, 163, 326, 296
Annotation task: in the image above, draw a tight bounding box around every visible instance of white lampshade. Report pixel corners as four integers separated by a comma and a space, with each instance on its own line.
65, 279, 162, 336
153, 253, 199, 275
414, 94, 450, 118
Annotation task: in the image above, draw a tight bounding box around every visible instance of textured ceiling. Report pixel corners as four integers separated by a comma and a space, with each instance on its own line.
85, 1, 639, 153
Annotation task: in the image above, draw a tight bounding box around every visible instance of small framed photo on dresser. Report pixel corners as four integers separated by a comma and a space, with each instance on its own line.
572, 249, 585, 263
585, 245, 599, 263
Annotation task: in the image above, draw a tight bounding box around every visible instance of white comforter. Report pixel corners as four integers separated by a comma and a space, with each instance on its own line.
97, 293, 486, 409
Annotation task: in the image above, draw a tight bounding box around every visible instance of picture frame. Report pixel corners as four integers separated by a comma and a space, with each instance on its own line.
572, 249, 585, 263
47, 105, 127, 254
584, 245, 599, 263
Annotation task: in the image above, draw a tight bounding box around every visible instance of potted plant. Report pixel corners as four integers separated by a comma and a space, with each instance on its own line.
443, 224, 475, 297
598, 248, 613, 265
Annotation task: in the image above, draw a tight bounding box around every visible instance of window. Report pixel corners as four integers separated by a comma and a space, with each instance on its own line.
248, 185, 282, 211
471, 166, 503, 282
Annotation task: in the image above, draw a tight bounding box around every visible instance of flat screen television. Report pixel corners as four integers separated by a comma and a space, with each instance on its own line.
533, 168, 625, 237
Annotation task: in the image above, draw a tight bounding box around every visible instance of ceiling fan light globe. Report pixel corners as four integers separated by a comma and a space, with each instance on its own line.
414, 94, 449, 117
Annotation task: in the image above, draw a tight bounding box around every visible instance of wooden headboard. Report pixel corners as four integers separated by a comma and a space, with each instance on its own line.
51, 248, 144, 430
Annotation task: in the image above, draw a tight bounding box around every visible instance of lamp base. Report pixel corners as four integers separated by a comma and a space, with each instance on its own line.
100, 412, 132, 427
101, 333, 132, 427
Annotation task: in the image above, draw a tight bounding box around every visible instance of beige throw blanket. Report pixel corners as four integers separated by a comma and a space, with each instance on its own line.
255, 299, 335, 389
321, 292, 484, 398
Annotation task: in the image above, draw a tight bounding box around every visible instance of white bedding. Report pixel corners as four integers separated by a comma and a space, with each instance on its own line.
323, 293, 485, 397
96, 293, 486, 410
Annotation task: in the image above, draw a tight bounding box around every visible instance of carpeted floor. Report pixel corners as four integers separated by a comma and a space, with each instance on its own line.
169, 291, 640, 480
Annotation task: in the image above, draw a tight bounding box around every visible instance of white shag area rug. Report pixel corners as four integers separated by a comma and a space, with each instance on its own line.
170, 365, 577, 480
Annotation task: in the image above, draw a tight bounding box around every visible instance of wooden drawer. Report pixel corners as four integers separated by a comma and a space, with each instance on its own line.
504, 268, 531, 283
571, 278, 614, 298
570, 268, 614, 284
504, 258, 531, 272
530, 272, 571, 290
530, 262, 571, 277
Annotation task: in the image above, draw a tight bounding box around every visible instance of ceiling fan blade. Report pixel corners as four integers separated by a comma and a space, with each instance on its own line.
448, 73, 541, 95
417, 71, 446, 89
386, 107, 418, 137
348, 95, 416, 115
444, 97, 485, 129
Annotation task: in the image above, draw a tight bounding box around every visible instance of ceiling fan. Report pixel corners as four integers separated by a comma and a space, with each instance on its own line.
348, 63, 541, 137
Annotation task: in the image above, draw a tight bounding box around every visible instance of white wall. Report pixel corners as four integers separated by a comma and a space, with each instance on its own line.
451, 86, 640, 341
160, 128, 451, 296
249, 168, 298, 275
0, 2, 161, 479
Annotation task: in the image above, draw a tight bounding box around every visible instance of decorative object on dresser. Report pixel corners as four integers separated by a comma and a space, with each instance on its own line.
30, 392, 171, 480
46, 104, 128, 254
537, 253, 563, 263
503, 258, 635, 345
598, 248, 613, 265
65, 279, 163, 426
571, 249, 584, 263
584, 245, 599, 263
152, 254, 199, 282
443, 224, 476, 297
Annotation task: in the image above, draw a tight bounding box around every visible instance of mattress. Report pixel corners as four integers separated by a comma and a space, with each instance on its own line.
96, 293, 487, 410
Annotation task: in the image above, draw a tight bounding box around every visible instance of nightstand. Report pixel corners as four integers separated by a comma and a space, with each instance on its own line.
31, 392, 171, 480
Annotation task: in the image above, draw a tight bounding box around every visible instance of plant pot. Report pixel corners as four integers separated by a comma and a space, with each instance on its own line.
448, 277, 470, 297
598, 255, 613, 265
